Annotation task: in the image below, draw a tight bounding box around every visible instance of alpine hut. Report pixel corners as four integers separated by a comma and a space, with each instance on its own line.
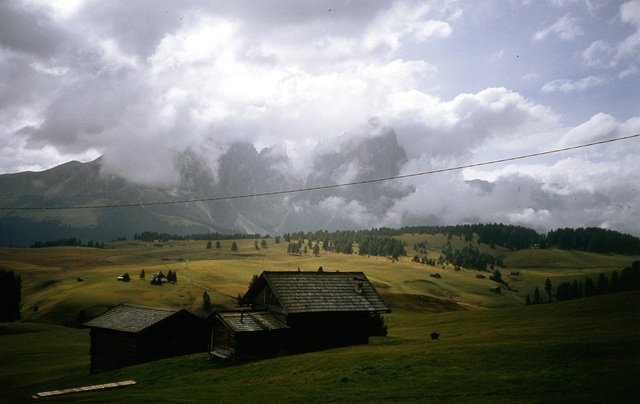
210, 271, 390, 360
84, 303, 207, 373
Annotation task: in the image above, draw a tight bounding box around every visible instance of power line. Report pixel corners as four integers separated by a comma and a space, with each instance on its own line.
2, 134, 638, 211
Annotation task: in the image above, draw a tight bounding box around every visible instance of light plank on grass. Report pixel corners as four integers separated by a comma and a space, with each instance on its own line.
32, 380, 136, 399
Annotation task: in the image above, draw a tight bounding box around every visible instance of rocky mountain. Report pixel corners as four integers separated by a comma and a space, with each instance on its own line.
0, 127, 409, 246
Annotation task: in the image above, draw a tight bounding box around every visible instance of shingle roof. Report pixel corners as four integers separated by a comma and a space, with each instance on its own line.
83, 303, 179, 333
242, 271, 390, 314
216, 311, 288, 332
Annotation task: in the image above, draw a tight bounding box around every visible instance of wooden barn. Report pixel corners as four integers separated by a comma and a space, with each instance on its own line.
84, 303, 208, 373
210, 311, 289, 360
210, 271, 390, 360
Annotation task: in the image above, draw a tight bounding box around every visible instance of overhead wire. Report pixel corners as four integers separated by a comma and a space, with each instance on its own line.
2, 133, 638, 211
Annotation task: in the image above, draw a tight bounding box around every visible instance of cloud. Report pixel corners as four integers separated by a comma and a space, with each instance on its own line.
1, 0, 639, 236
533, 13, 583, 41
541, 75, 608, 93
581, 1, 640, 69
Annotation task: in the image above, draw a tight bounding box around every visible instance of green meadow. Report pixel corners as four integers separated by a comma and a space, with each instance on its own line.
1, 235, 639, 402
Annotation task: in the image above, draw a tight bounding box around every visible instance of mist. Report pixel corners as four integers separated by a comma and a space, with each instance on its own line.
1, 1, 639, 237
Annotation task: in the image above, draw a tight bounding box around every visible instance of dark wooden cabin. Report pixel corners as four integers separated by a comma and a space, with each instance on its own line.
210, 311, 289, 360
210, 271, 390, 359
84, 303, 207, 373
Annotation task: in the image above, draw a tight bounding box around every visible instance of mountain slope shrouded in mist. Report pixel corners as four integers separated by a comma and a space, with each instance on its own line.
0, 128, 410, 246
2, 124, 639, 247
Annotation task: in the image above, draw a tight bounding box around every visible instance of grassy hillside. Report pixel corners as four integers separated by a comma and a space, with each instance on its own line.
1, 234, 639, 402
1, 234, 638, 326
2, 291, 639, 402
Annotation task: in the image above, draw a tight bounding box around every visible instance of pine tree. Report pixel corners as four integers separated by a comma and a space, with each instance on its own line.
544, 278, 552, 300
203, 291, 212, 312
533, 287, 541, 304
231, 241, 238, 251
140, 269, 145, 279
206, 240, 212, 249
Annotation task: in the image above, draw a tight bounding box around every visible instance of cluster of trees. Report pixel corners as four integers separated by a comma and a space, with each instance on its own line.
351, 224, 640, 255
34, 224, 639, 257
357, 236, 405, 259
283, 231, 354, 254
134, 231, 263, 243
412, 255, 437, 266
287, 240, 307, 255
31, 238, 106, 248
527, 261, 640, 304
0, 268, 21, 322
281, 231, 405, 259
555, 263, 640, 301
545, 228, 640, 254
439, 242, 503, 272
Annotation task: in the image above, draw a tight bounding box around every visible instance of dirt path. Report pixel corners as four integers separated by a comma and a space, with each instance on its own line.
182, 262, 216, 292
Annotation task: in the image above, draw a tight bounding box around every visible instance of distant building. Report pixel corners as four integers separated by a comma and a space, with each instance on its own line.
510, 271, 520, 276
84, 303, 207, 373
209, 271, 390, 360
151, 272, 167, 283
476, 274, 486, 279
430, 272, 441, 278
489, 286, 501, 294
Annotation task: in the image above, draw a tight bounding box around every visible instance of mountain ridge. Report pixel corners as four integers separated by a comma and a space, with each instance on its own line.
0, 128, 410, 246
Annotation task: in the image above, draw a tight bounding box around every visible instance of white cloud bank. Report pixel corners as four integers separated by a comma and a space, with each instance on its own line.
0, 0, 639, 235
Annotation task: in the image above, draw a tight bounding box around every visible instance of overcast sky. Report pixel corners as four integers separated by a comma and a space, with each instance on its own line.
1, 0, 639, 235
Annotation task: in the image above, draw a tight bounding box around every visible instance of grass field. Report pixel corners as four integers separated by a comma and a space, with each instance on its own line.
2, 235, 637, 324
1, 235, 639, 402
1, 291, 638, 403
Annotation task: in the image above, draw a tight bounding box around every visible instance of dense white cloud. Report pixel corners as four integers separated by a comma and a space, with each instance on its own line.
0, 0, 638, 235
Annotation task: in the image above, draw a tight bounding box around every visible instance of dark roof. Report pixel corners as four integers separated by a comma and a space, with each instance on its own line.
240, 271, 390, 313
216, 311, 289, 332
83, 303, 179, 333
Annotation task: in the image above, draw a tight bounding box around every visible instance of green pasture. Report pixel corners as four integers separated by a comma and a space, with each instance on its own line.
2, 291, 639, 403
1, 234, 639, 402
1, 234, 638, 326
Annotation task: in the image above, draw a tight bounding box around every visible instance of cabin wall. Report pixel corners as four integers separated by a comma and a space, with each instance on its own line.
139, 313, 208, 362
212, 323, 237, 357
89, 312, 207, 373
89, 328, 139, 373
211, 321, 291, 360
287, 312, 370, 353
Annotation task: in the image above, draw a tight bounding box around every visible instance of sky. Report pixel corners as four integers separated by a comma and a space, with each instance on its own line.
1, 0, 639, 235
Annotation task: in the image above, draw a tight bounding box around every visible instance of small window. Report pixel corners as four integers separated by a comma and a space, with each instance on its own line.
224, 327, 230, 340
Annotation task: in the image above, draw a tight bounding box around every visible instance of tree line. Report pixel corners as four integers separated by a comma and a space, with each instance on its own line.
527, 261, 640, 304
355, 224, 640, 254
134, 231, 264, 243
30, 238, 106, 249
28, 224, 640, 256
439, 241, 503, 271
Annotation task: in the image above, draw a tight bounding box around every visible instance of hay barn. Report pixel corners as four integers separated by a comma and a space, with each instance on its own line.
84, 303, 207, 373
210, 271, 390, 360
